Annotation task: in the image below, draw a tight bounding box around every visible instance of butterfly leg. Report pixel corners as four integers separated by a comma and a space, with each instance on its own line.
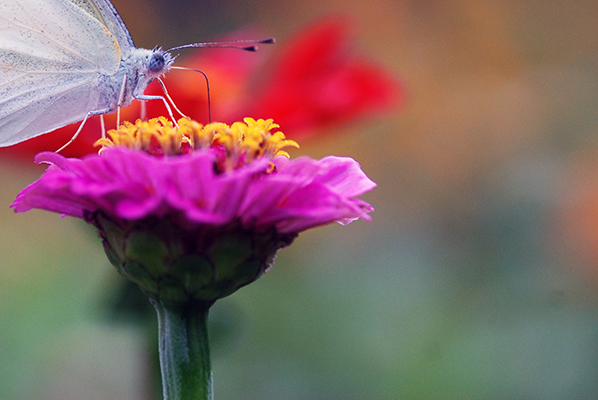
136, 94, 180, 128
56, 108, 110, 153
157, 77, 189, 119
140, 100, 147, 121
100, 114, 106, 139
117, 74, 127, 128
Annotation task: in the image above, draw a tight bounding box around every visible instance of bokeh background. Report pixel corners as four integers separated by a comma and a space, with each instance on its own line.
3, 0, 598, 399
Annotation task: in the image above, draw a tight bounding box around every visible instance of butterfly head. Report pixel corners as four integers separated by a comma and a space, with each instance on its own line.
147, 47, 175, 77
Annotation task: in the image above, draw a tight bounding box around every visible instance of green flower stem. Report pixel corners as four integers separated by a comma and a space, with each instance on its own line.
152, 299, 214, 400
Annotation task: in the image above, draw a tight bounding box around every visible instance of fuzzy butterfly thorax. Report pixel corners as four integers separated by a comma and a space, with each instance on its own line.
96, 47, 175, 112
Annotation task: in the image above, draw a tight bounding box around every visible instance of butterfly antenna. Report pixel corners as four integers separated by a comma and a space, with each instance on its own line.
167, 38, 275, 123
171, 66, 212, 123
167, 38, 275, 53
157, 77, 189, 120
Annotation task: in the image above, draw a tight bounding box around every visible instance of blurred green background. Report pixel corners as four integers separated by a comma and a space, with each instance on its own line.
3, 0, 598, 399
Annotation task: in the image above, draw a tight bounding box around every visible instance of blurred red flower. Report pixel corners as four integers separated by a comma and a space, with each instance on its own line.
0, 16, 402, 160
245, 17, 402, 136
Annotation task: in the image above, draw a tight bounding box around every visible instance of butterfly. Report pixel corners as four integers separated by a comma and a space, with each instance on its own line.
0, 0, 272, 149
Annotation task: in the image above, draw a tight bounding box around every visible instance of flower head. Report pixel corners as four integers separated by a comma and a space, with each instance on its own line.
12, 118, 375, 304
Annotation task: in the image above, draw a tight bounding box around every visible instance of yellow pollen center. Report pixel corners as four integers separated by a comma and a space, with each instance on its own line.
95, 118, 299, 171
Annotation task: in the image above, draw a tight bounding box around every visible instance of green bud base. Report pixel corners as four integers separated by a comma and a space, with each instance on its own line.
90, 212, 296, 304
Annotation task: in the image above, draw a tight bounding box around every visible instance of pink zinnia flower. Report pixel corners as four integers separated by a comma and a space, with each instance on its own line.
12, 118, 375, 303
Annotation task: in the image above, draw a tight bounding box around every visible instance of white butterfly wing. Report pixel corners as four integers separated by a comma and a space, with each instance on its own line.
0, 79, 102, 146
0, 0, 126, 145
66, 0, 136, 55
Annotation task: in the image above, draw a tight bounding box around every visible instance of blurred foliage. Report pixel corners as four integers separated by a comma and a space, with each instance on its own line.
3, 0, 598, 399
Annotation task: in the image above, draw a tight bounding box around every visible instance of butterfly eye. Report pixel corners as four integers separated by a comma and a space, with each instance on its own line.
149, 52, 166, 72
